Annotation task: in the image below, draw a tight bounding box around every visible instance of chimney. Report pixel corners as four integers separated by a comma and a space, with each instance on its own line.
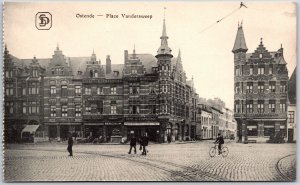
106, 55, 111, 74
124, 50, 128, 63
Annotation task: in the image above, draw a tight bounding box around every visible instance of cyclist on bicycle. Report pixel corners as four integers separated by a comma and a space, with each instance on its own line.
215, 133, 224, 155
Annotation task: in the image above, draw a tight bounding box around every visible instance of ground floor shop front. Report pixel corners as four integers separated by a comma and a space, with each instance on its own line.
236, 119, 287, 143
46, 121, 197, 143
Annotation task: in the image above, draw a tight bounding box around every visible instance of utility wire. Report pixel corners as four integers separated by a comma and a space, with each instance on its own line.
199, 2, 247, 34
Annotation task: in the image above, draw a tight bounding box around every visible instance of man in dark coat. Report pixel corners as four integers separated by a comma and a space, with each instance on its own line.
140, 133, 149, 155
67, 134, 73, 157
215, 133, 224, 155
128, 134, 137, 154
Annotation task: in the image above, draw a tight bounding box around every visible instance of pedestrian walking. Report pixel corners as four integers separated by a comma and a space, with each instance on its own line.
140, 133, 149, 155
167, 135, 171, 143
67, 134, 73, 157
128, 133, 137, 154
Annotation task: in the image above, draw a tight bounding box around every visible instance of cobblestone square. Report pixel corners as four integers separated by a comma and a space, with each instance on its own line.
3, 141, 296, 182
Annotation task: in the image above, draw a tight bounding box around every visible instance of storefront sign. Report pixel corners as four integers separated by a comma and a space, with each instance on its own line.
85, 123, 105, 126
125, 116, 157, 121
105, 122, 122, 125
83, 79, 123, 84
124, 122, 160, 126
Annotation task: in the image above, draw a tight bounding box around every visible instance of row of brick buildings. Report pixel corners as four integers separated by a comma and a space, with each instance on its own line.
196, 100, 237, 140
4, 19, 210, 143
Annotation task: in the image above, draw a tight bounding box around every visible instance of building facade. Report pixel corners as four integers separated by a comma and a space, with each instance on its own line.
196, 104, 212, 139
4, 46, 45, 142
287, 67, 296, 142
4, 19, 200, 143
233, 25, 289, 143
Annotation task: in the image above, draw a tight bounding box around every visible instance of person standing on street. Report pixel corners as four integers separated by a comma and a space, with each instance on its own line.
140, 133, 149, 155
128, 133, 137, 154
67, 134, 73, 157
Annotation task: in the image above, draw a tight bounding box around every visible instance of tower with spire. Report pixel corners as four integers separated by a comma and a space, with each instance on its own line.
232, 23, 248, 62
156, 18, 173, 117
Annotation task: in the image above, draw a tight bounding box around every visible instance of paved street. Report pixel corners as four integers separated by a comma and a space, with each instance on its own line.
4, 140, 296, 182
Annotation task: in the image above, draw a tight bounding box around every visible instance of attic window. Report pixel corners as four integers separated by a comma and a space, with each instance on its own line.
77, 71, 82, 75
259, 53, 263, 58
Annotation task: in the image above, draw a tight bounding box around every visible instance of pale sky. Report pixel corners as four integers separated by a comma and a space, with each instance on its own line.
4, 2, 297, 109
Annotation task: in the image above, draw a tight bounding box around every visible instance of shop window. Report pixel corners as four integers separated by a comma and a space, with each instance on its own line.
264, 125, 275, 136
247, 125, 258, 136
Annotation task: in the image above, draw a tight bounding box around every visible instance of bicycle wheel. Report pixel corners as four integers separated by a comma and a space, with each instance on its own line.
221, 146, 229, 157
209, 147, 216, 157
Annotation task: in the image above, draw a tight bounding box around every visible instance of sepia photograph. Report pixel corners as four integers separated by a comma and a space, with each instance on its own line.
2, 1, 297, 182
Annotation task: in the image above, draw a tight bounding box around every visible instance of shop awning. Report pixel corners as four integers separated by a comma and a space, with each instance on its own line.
124, 122, 160, 126
21, 125, 39, 134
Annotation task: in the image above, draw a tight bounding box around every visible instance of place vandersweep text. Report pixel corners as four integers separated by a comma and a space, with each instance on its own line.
76, 13, 153, 19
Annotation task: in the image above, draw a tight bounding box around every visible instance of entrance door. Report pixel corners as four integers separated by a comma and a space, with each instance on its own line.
49, 125, 57, 138
145, 127, 160, 142
288, 129, 294, 143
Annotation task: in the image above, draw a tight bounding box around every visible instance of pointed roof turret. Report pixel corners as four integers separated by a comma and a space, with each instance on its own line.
177, 49, 181, 61
132, 44, 137, 59
156, 19, 173, 57
91, 49, 97, 63
232, 25, 248, 53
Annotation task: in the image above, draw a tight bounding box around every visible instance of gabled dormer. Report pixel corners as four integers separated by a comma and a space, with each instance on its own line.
47, 45, 73, 76
84, 50, 105, 78
29, 56, 45, 78
124, 47, 145, 76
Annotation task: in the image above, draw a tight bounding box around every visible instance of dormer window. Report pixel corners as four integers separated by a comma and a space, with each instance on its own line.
77, 71, 82, 75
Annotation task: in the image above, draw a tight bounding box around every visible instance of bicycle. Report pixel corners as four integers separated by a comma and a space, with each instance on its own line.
209, 143, 229, 157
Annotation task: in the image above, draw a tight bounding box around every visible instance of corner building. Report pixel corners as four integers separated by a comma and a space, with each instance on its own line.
233, 25, 289, 143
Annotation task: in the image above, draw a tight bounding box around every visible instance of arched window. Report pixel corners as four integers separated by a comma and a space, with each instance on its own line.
94, 70, 98, 78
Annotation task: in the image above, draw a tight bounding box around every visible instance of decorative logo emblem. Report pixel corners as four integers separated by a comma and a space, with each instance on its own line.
35, 12, 52, 30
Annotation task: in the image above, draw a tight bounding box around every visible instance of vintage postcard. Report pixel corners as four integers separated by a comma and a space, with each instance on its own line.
3, 1, 297, 182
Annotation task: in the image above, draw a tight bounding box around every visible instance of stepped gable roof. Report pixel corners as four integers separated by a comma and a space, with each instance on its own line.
128, 53, 157, 74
